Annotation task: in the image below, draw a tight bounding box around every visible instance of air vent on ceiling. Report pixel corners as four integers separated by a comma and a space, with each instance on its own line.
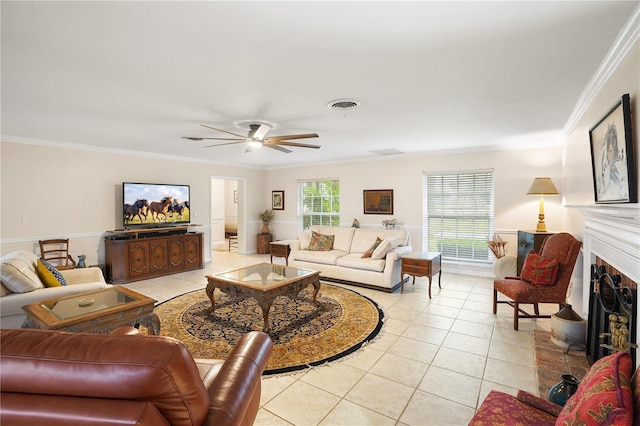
327, 99, 360, 110
370, 148, 403, 156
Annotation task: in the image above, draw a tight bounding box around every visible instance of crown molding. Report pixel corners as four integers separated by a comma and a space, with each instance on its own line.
564, 4, 640, 135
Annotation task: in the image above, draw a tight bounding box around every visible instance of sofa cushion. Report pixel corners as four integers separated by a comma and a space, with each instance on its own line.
36, 259, 68, 287
520, 251, 559, 286
371, 236, 400, 260
1, 251, 43, 294
298, 231, 312, 250
362, 237, 382, 258
308, 231, 335, 251
556, 351, 633, 426
292, 250, 347, 266
336, 253, 385, 272
468, 390, 556, 425
310, 226, 355, 253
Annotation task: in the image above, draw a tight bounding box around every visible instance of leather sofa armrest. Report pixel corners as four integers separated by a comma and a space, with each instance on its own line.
203, 331, 273, 426
109, 326, 141, 336
517, 390, 562, 417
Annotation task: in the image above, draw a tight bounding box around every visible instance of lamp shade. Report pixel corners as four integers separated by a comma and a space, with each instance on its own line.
527, 177, 559, 195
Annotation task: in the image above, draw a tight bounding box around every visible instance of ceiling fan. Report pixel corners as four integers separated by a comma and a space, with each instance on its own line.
183, 124, 320, 153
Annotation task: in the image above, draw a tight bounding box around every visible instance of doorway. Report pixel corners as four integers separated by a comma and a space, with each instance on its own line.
210, 177, 245, 254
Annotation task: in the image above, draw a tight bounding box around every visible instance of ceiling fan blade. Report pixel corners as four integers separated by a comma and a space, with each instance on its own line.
264, 144, 292, 153
183, 137, 243, 141
263, 133, 319, 142
203, 141, 245, 148
200, 125, 246, 138
252, 124, 271, 141
268, 140, 321, 149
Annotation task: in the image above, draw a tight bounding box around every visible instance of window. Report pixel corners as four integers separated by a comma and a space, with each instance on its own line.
298, 179, 340, 230
423, 170, 494, 263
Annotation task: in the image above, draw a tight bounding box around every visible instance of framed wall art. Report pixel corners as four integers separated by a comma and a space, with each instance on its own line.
589, 93, 637, 204
363, 189, 394, 215
272, 190, 284, 210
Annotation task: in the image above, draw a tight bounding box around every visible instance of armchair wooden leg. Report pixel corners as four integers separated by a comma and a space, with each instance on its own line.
534, 304, 540, 315
493, 289, 497, 314
514, 302, 519, 330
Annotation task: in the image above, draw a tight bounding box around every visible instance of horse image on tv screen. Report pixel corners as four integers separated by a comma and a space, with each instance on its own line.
123, 183, 190, 226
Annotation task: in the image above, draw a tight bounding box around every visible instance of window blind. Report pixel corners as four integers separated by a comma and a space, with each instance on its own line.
423, 170, 494, 262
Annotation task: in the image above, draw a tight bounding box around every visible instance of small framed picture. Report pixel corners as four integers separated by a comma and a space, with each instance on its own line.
363, 189, 394, 215
272, 190, 284, 210
233, 190, 238, 203
589, 93, 637, 203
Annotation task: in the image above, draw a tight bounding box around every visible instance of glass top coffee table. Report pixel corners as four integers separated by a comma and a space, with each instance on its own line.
21, 286, 159, 334
206, 263, 321, 332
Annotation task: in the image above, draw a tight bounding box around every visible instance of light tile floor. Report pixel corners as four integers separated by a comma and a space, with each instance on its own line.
123, 247, 556, 426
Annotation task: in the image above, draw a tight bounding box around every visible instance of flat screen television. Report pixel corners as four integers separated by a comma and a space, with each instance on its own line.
123, 182, 190, 229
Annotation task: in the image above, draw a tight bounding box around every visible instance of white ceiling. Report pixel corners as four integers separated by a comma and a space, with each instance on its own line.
2, 1, 637, 169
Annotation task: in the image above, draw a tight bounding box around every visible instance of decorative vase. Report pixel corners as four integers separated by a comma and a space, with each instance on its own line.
262, 223, 270, 234
548, 374, 580, 406
77, 255, 87, 268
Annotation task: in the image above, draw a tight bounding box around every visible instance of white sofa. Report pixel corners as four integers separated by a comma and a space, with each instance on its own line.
288, 225, 412, 292
0, 251, 110, 328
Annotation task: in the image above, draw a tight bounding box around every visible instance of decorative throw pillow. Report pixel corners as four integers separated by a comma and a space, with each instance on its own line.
556, 351, 633, 425
36, 259, 68, 287
520, 251, 559, 286
308, 231, 335, 251
371, 236, 400, 260
362, 237, 383, 258
0, 258, 43, 293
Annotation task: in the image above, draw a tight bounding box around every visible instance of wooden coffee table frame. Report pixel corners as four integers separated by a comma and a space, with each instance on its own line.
22, 286, 160, 335
206, 263, 321, 332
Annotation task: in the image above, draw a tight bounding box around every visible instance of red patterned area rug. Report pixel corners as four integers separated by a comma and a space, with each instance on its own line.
156, 284, 384, 375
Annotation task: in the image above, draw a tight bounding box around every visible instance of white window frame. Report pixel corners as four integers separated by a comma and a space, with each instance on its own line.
297, 179, 340, 231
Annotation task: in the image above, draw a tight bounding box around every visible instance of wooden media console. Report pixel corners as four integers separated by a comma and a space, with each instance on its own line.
105, 227, 204, 284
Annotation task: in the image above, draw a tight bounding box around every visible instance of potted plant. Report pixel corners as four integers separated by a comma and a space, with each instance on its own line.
259, 209, 274, 234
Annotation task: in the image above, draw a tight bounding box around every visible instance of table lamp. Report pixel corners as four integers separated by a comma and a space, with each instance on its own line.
527, 177, 559, 232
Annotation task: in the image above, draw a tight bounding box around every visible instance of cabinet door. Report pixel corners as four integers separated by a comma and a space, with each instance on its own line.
150, 238, 168, 272
128, 240, 150, 279
168, 238, 184, 268
184, 234, 201, 267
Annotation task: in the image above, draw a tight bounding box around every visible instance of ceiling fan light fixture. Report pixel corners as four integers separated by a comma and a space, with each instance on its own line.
248, 141, 262, 149
328, 98, 360, 110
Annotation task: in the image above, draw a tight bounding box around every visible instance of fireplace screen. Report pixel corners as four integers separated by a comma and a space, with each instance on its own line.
586, 264, 636, 365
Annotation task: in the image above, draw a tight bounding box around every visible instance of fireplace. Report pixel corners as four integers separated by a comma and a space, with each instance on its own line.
586, 260, 637, 365
572, 205, 640, 368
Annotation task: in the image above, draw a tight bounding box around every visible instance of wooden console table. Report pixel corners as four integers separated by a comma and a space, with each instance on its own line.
105, 228, 204, 284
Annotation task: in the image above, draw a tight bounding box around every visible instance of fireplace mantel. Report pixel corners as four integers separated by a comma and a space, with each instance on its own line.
569, 204, 640, 367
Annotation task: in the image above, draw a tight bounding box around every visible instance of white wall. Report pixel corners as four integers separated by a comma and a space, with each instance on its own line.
0, 142, 265, 264
264, 145, 565, 274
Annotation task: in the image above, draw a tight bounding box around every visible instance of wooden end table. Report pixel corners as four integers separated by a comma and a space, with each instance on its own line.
401, 252, 442, 298
22, 286, 160, 334
270, 241, 292, 265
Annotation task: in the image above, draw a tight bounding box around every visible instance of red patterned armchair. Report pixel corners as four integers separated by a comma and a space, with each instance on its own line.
493, 232, 582, 330
469, 351, 640, 425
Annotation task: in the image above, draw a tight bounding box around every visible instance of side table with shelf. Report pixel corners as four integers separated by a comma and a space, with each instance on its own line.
401, 252, 442, 298
516, 230, 555, 275
270, 241, 293, 265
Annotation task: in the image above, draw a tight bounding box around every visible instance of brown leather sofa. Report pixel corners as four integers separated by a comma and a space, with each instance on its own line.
0, 327, 273, 425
